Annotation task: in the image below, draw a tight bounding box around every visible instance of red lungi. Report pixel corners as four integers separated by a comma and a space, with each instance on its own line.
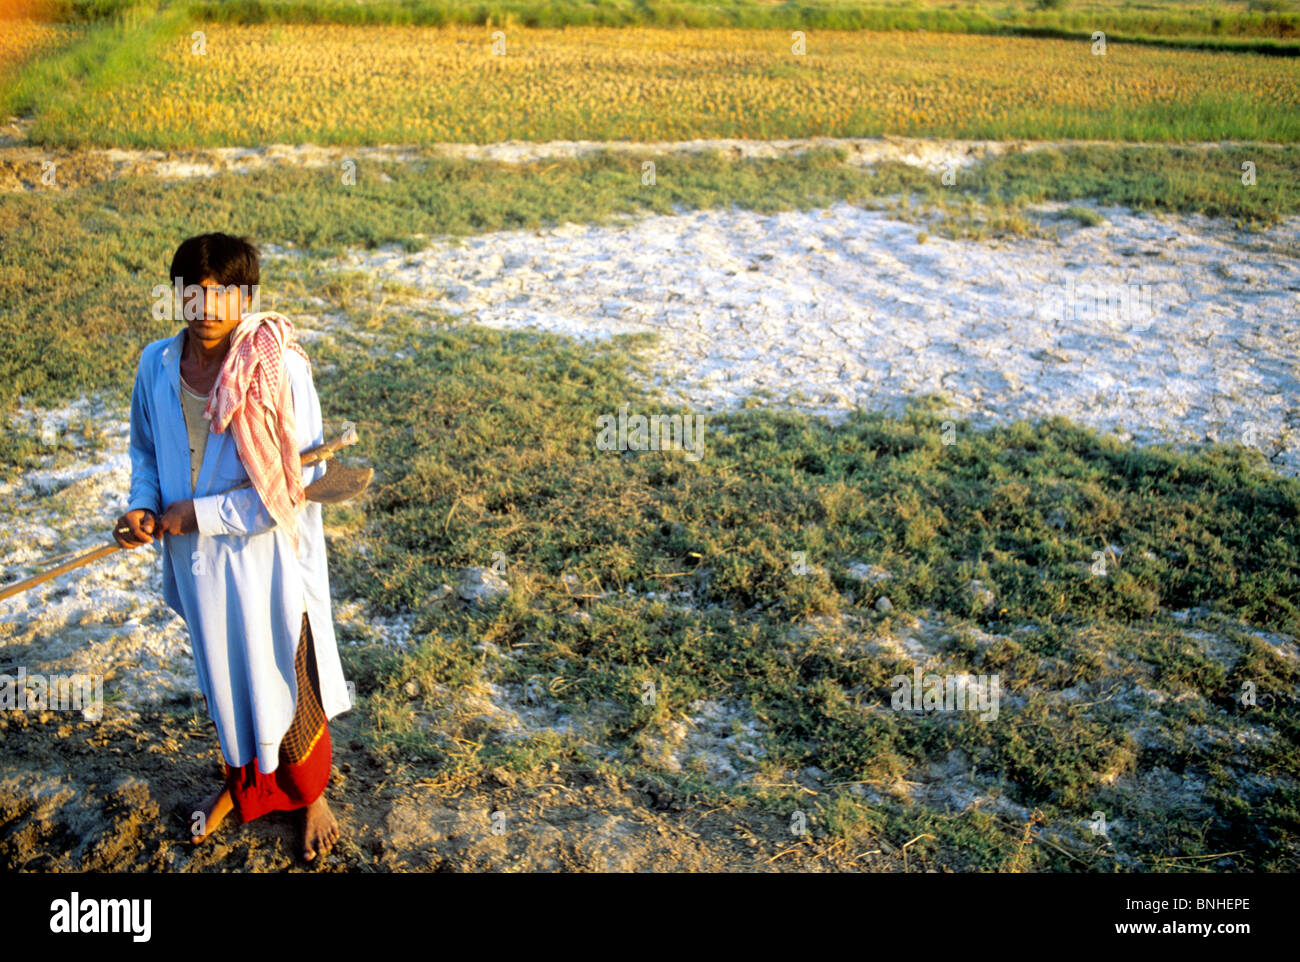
221, 611, 332, 823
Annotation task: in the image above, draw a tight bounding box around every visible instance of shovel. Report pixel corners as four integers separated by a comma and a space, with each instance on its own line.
0, 423, 373, 604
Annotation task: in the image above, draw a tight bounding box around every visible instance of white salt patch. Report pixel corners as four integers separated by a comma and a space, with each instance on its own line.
332, 598, 420, 650
642, 698, 767, 785
0, 399, 197, 714
319, 200, 1300, 475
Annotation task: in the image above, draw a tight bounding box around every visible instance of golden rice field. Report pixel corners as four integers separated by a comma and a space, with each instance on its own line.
29, 23, 1300, 145
0, 18, 78, 80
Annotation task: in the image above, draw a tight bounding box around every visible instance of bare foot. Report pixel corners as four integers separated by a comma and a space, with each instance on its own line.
301, 794, 339, 861
190, 785, 233, 844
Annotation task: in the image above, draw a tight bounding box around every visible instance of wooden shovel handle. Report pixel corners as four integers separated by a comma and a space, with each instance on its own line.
0, 543, 121, 603
302, 419, 358, 467
0, 424, 361, 605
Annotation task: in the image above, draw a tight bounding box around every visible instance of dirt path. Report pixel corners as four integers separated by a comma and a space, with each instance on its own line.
0, 116, 1282, 192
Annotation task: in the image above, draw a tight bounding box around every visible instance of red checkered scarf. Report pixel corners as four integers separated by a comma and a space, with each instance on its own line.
203, 311, 313, 552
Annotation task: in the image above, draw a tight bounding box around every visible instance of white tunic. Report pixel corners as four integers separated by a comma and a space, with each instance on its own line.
126, 327, 352, 772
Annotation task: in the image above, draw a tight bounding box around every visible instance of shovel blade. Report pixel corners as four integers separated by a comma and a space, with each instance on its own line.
305, 464, 373, 504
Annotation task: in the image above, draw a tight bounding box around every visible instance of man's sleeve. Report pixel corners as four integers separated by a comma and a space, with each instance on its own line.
127, 353, 162, 516
192, 356, 324, 538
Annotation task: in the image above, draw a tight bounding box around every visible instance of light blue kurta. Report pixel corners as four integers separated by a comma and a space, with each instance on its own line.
127, 326, 352, 773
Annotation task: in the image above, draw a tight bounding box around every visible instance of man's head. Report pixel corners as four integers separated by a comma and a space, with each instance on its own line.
169, 233, 260, 349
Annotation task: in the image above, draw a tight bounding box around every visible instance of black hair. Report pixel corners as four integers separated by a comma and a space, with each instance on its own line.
169, 233, 260, 305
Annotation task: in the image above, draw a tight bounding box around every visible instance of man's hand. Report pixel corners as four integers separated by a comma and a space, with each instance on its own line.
158, 499, 198, 536
113, 508, 157, 548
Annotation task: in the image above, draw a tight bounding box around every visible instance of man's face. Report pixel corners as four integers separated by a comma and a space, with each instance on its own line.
182, 275, 246, 347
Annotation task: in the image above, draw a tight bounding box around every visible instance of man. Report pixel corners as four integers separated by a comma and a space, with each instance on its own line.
114, 233, 352, 862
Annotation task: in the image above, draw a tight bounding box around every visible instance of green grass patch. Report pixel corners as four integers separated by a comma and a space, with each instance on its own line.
297, 299, 1298, 870
0, 2, 192, 129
